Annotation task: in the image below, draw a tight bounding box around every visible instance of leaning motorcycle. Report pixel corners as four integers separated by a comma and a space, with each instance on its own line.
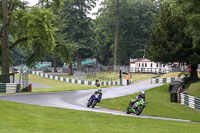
126, 98, 146, 115
87, 93, 101, 108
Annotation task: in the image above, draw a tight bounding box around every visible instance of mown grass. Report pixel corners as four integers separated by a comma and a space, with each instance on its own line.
159, 72, 200, 78
47, 72, 156, 82
22, 74, 98, 92
159, 72, 181, 78
16, 73, 156, 93
47, 72, 119, 81
131, 73, 156, 83
0, 100, 199, 133
188, 81, 200, 98
99, 84, 200, 122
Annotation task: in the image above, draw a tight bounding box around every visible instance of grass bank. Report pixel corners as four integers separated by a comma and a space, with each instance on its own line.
188, 81, 200, 98
24, 74, 98, 92
19, 73, 156, 92
99, 84, 200, 122
44, 72, 156, 82
0, 100, 199, 133
159, 72, 181, 78
131, 73, 155, 83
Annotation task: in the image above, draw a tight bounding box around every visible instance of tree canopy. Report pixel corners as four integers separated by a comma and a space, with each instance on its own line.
94, 0, 159, 65
148, 0, 200, 80
60, 0, 95, 71
0, 0, 65, 74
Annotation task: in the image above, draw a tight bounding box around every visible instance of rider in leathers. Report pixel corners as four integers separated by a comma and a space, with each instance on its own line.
130, 91, 146, 109
89, 80, 102, 103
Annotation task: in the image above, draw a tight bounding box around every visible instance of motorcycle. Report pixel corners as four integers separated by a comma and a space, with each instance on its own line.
126, 98, 146, 115
87, 93, 101, 108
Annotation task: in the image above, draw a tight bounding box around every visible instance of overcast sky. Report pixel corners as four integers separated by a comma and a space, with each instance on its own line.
26, 0, 102, 19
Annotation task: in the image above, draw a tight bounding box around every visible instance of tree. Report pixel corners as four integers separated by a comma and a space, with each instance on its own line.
10, 47, 28, 66
38, 0, 65, 10
2, 0, 9, 74
148, 0, 200, 81
94, 0, 159, 65
181, 0, 200, 80
0, 0, 65, 75
60, 0, 95, 71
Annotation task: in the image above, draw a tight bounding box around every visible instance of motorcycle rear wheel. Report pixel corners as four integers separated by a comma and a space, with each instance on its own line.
126, 106, 130, 114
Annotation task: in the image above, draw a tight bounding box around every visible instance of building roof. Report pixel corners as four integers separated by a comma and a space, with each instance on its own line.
130, 58, 153, 63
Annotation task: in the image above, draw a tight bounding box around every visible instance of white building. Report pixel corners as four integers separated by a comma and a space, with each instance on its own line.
130, 58, 169, 74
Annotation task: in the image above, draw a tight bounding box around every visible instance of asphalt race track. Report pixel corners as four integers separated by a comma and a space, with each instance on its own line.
0, 79, 199, 124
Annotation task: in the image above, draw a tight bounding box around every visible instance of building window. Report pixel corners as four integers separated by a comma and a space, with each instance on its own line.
139, 63, 140, 67
142, 63, 144, 67
151, 63, 153, 67
156, 63, 158, 67
163, 64, 165, 67
145, 63, 147, 67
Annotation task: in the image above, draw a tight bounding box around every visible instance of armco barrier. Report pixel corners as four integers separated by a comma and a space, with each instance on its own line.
0, 83, 21, 93
180, 93, 200, 110
31, 71, 124, 86
151, 77, 181, 84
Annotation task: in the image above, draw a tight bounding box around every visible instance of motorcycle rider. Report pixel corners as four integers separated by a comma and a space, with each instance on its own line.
89, 88, 102, 103
89, 80, 102, 103
131, 91, 146, 109
95, 79, 100, 87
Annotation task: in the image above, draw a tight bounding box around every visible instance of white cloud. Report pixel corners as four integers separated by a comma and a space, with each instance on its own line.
26, 0, 39, 6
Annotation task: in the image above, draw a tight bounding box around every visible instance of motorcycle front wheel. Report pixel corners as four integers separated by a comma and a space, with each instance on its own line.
92, 100, 97, 108
135, 106, 143, 115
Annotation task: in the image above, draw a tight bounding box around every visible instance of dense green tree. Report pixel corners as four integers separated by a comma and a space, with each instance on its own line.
10, 47, 28, 66
36, 0, 72, 72
148, 0, 200, 81
94, 0, 159, 65
181, 0, 200, 80
1, 0, 57, 74
60, 0, 96, 71
38, 0, 65, 10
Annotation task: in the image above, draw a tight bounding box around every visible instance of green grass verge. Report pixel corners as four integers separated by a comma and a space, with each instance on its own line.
188, 81, 200, 98
46, 72, 157, 82
24, 74, 99, 92
131, 73, 156, 83
159, 72, 181, 78
46, 72, 119, 81
0, 100, 199, 133
15, 73, 156, 93
99, 84, 200, 122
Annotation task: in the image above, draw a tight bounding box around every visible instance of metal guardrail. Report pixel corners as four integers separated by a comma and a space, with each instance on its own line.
0, 72, 18, 83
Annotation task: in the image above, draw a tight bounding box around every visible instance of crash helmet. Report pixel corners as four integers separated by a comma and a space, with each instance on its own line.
141, 91, 145, 97
98, 88, 102, 92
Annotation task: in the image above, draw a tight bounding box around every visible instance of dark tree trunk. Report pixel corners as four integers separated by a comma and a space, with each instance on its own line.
114, 0, 119, 67
190, 65, 198, 81
77, 51, 81, 71
2, 0, 10, 74
69, 62, 73, 75
53, 57, 57, 72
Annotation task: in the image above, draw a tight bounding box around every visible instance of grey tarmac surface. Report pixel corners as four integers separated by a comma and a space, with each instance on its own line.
0, 79, 199, 124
